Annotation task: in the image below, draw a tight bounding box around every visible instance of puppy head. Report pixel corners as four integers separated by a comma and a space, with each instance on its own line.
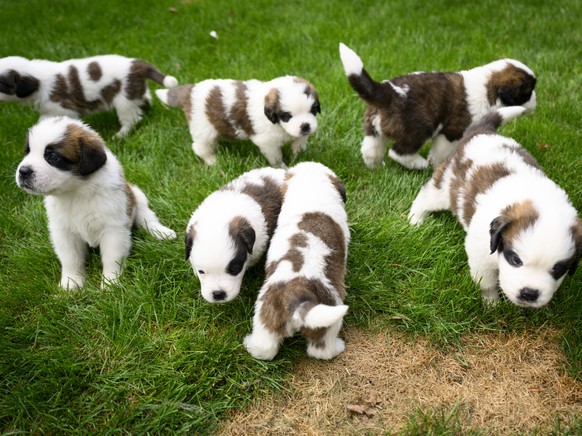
0, 56, 39, 101
489, 200, 580, 308
487, 59, 537, 112
15, 116, 107, 196
264, 76, 320, 138
186, 213, 256, 303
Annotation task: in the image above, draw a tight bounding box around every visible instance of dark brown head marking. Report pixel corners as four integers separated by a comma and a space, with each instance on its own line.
489, 200, 539, 254
185, 223, 196, 260
486, 63, 536, 106
227, 216, 255, 276
241, 176, 284, 238
264, 88, 281, 124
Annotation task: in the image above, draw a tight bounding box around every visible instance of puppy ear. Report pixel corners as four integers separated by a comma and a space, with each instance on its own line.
238, 224, 256, 255
489, 216, 509, 254
313, 99, 321, 115
185, 224, 196, 260
78, 135, 107, 176
15, 73, 40, 98
264, 88, 280, 124
569, 218, 582, 276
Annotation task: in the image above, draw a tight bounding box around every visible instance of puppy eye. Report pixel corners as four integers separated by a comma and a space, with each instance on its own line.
504, 250, 523, 267
45, 150, 61, 164
278, 112, 292, 123
550, 261, 569, 280
197, 270, 205, 275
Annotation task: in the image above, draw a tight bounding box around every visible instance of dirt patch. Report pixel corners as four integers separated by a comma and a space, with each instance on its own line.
221, 326, 581, 434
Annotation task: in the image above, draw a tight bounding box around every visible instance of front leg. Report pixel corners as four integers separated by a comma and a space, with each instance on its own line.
291, 136, 308, 155
252, 136, 285, 168
408, 177, 451, 225
466, 234, 500, 305
50, 229, 88, 289
99, 228, 132, 287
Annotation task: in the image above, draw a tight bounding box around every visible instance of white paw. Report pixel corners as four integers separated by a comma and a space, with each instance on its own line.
307, 338, 345, 360
60, 275, 84, 290
151, 226, 177, 240
243, 334, 279, 360
389, 149, 428, 170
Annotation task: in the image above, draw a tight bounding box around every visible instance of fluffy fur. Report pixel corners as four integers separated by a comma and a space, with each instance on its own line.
185, 167, 287, 303
0, 55, 178, 137
409, 107, 581, 308
339, 43, 537, 170
15, 116, 176, 289
244, 162, 350, 360
156, 75, 320, 167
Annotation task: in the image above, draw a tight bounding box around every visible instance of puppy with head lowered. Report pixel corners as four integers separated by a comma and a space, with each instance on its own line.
244, 162, 350, 360
0, 55, 178, 137
15, 116, 176, 289
409, 107, 581, 308
339, 43, 537, 169
156, 76, 320, 167
185, 167, 287, 303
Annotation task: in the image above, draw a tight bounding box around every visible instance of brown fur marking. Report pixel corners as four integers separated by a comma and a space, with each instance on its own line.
486, 64, 536, 106
230, 81, 254, 136
500, 200, 539, 244
101, 79, 121, 104
125, 183, 137, 220
125, 60, 148, 100
240, 176, 284, 238
50, 66, 101, 114
206, 86, 237, 139
168, 85, 194, 123
87, 62, 102, 82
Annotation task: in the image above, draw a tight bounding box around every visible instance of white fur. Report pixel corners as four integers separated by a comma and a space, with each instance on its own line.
409, 109, 578, 308
156, 76, 319, 167
0, 55, 177, 137
244, 162, 350, 360
15, 117, 176, 289
186, 168, 287, 303
339, 43, 364, 76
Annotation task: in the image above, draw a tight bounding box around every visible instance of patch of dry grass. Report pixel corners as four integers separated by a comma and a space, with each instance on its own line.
221, 326, 581, 434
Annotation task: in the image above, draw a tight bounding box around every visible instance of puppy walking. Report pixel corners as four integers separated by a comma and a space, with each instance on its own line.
244, 162, 350, 360
0, 55, 178, 137
185, 167, 287, 303
339, 43, 536, 169
156, 76, 320, 167
15, 117, 176, 289
409, 107, 581, 308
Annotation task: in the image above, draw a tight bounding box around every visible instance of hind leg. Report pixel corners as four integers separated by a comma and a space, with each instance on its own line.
114, 98, 144, 138
130, 184, 176, 240
408, 172, 451, 225
428, 135, 457, 167
306, 319, 345, 360
244, 302, 283, 360
361, 134, 387, 169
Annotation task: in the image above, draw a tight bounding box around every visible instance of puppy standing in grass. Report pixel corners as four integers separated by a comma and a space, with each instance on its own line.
409, 107, 581, 308
339, 43, 537, 169
185, 167, 287, 303
0, 55, 178, 137
156, 76, 320, 167
244, 162, 350, 360
15, 116, 176, 289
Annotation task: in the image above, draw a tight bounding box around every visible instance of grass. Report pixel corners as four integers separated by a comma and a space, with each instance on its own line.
0, 0, 581, 433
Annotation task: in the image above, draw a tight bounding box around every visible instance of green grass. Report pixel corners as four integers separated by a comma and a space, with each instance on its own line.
1, 0, 581, 433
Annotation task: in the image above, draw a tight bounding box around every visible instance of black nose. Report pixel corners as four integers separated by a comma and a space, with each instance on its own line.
212, 290, 227, 301
518, 287, 539, 302
300, 123, 311, 135
19, 165, 33, 179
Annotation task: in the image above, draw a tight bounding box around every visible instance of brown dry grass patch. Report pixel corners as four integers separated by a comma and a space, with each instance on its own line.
221, 326, 581, 434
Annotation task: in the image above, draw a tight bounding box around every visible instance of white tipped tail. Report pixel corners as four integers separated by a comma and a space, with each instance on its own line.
155, 89, 170, 105
163, 75, 179, 88
302, 304, 349, 329
339, 43, 363, 76
498, 106, 529, 124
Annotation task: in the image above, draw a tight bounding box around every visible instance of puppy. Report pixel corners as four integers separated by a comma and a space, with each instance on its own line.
15, 116, 176, 289
244, 162, 350, 360
185, 167, 287, 303
0, 55, 178, 137
339, 43, 537, 170
409, 107, 581, 308
156, 76, 320, 167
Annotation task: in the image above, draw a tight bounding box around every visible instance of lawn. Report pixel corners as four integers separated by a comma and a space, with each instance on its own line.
0, 0, 580, 433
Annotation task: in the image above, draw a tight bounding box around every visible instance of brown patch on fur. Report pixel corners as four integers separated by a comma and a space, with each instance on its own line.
298, 212, 347, 300
266, 233, 308, 279
264, 87, 281, 122
185, 223, 196, 260
125, 60, 148, 100
259, 277, 336, 337
101, 79, 121, 104
432, 162, 448, 189
499, 200, 540, 245
230, 81, 254, 136
50, 66, 101, 114
167, 85, 194, 123
239, 176, 284, 238
449, 155, 474, 220
87, 61, 102, 82
125, 183, 137, 220
462, 163, 513, 226
206, 86, 237, 139
328, 174, 347, 203
486, 63, 536, 106
228, 215, 255, 259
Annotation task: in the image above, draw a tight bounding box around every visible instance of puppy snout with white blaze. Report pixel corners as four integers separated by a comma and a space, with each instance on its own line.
18, 165, 34, 181
300, 122, 311, 136
518, 287, 540, 303
212, 289, 227, 301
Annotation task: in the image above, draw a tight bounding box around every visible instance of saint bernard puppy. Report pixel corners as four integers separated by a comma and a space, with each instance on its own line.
409, 107, 582, 308
155, 76, 320, 167
0, 55, 178, 137
339, 43, 537, 169
244, 162, 350, 360
15, 116, 176, 289
185, 167, 287, 303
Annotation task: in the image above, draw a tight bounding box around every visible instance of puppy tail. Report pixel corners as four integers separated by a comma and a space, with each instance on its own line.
155, 85, 193, 109
339, 43, 391, 104
466, 106, 529, 137
142, 62, 179, 88
129, 184, 177, 240
294, 302, 349, 329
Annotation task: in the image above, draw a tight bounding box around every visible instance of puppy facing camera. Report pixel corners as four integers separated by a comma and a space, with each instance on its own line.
156, 75, 320, 167
15, 116, 176, 289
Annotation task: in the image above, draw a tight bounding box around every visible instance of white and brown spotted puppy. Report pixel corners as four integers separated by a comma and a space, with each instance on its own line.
156, 76, 320, 167
185, 167, 287, 303
339, 43, 537, 170
0, 55, 178, 137
244, 162, 350, 360
409, 107, 582, 308
15, 116, 176, 289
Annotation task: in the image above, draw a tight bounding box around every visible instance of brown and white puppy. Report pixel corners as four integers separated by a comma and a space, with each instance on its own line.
409, 107, 581, 308
0, 55, 178, 137
156, 76, 320, 167
339, 43, 537, 169
15, 116, 176, 289
244, 162, 349, 360
185, 167, 287, 303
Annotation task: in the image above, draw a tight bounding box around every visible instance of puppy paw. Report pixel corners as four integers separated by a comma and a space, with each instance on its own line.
481, 289, 500, 306
151, 225, 177, 240
60, 275, 84, 290
243, 334, 278, 360
307, 338, 345, 360
408, 209, 425, 226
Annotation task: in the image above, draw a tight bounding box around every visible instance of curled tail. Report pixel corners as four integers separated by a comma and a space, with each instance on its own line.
155, 85, 193, 109
139, 61, 179, 88
294, 301, 349, 329
339, 43, 392, 105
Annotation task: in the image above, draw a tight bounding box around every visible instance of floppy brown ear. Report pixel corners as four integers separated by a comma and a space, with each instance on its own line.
264, 88, 280, 124
78, 134, 107, 176
569, 218, 582, 276
185, 224, 196, 260
313, 98, 321, 115
15, 73, 40, 98
489, 216, 510, 254
238, 223, 255, 255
